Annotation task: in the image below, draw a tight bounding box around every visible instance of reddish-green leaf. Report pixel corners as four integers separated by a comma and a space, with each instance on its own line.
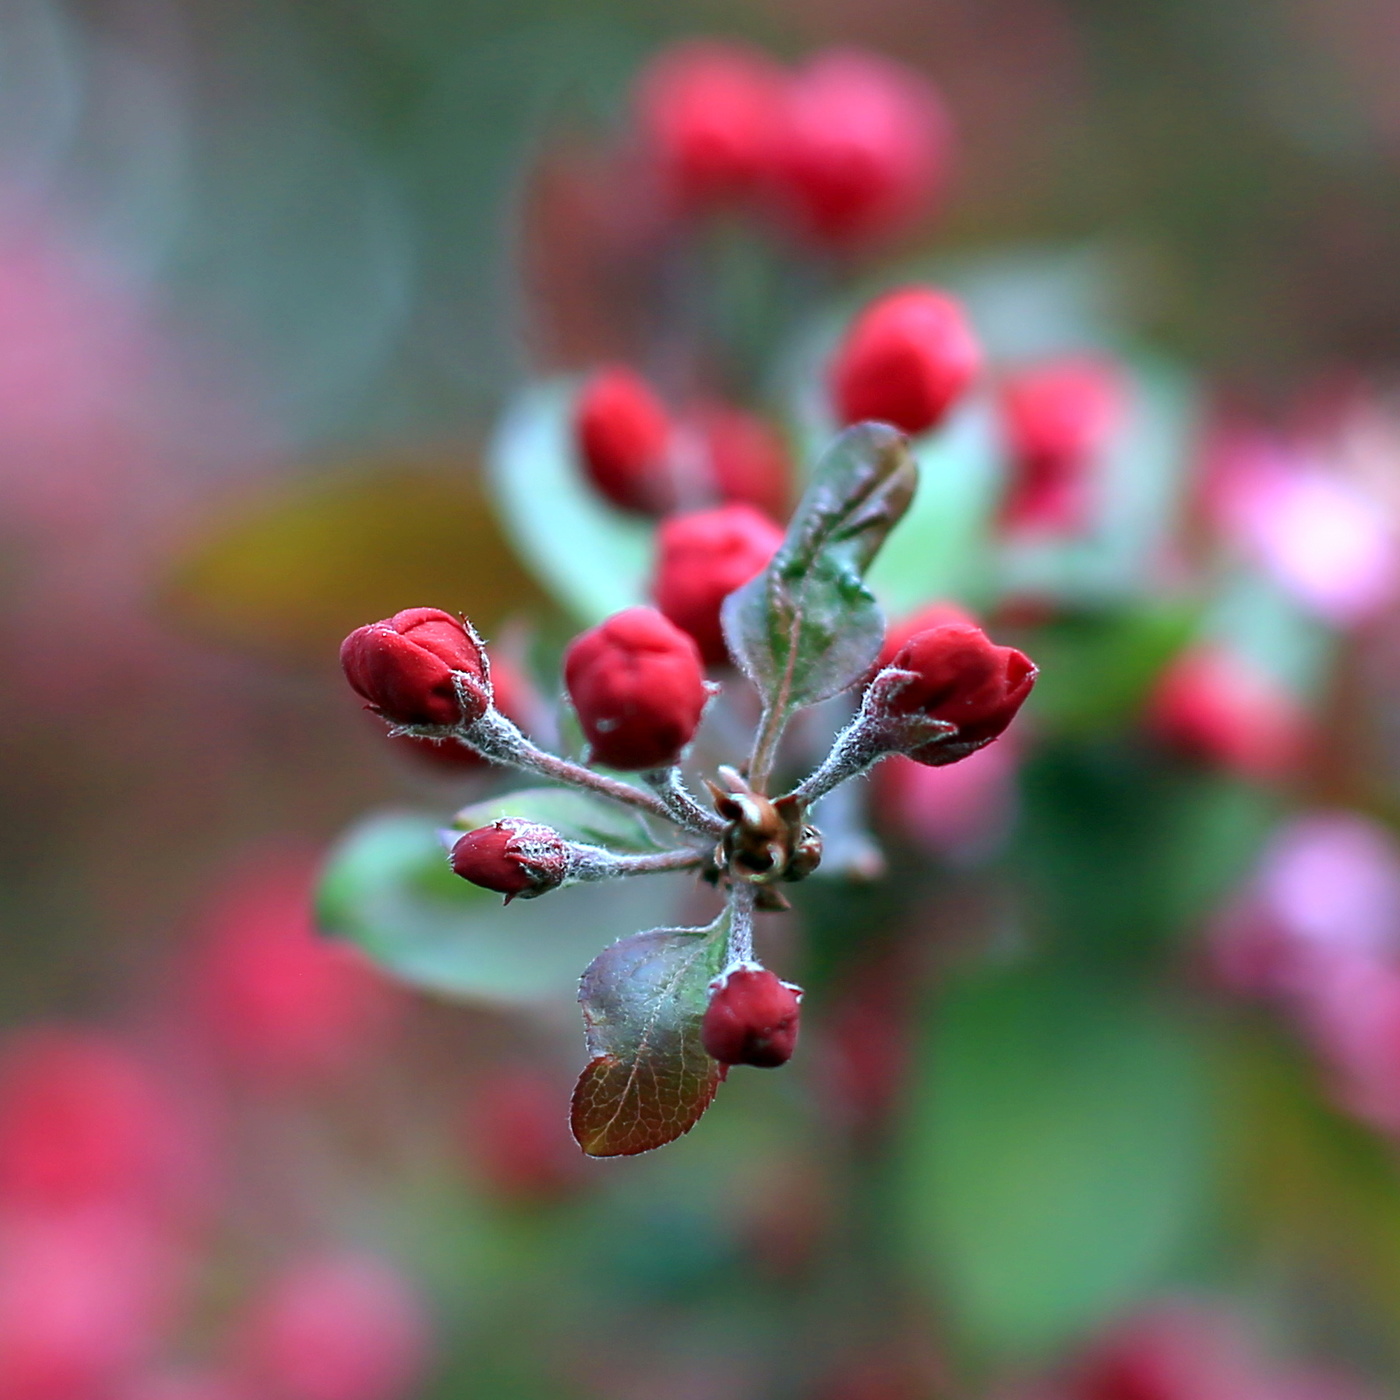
570, 921, 729, 1158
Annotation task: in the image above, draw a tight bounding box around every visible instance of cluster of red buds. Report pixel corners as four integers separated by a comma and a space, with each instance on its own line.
340, 409, 1038, 1154
632, 41, 952, 251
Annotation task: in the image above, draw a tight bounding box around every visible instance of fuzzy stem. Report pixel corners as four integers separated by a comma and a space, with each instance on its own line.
747, 701, 791, 794
568, 845, 710, 883
786, 714, 887, 806
726, 881, 757, 964
443, 710, 683, 828
642, 768, 726, 836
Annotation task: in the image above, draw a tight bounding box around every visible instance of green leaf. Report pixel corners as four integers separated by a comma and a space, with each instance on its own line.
316, 811, 685, 1004
721, 423, 917, 714
1016, 748, 1278, 965
570, 918, 730, 1158
450, 787, 664, 853
898, 968, 1216, 1359
485, 379, 652, 625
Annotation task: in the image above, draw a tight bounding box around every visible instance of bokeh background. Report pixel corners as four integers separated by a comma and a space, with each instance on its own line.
4, 1, 1400, 1397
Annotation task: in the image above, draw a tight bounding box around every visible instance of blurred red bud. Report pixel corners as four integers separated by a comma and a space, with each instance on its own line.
458, 1070, 585, 1204
999, 357, 1125, 532
831, 288, 981, 437
387, 655, 531, 772
694, 402, 793, 520
189, 854, 401, 1084
878, 601, 978, 669
1148, 647, 1307, 781
575, 366, 677, 515
634, 40, 788, 211
1067, 1304, 1269, 1400
770, 49, 952, 249
0, 1030, 175, 1213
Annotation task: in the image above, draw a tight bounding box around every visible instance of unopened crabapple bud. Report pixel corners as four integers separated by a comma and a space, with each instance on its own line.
340, 609, 490, 729
563, 607, 710, 771
652, 504, 784, 665
878, 600, 978, 669
701, 964, 803, 1068
1147, 646, 1307, 781
830, 287, 981, 437
770, 49, 951, 249
574, 366, 677, 516
388, 656, 530, 772
634, 40, 788, 210
449, 820, 571, 903
870, 621, 1037, 764
999, 357, 1124, 532
695, 402, 793, 520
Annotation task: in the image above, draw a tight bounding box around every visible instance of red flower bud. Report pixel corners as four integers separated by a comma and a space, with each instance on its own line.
695, 403, 793, 520
999, 357, 1125, 532
575, 366, 677, 516
831, 288, 981, 437
1148, 647, 1307, 781
701, 965, 803, 1068
878, 601, 978, 669
449, 820, 571, 903
563, 606, 710, 771
634, 40, 788, 210
388, 657, 530, 772
872, 622, 1037, 764
652, 504, 784, 666
340, 609, 489, 729
770, 49, 951, 249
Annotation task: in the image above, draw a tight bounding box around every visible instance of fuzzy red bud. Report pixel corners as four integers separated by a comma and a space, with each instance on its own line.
701, 965, 803, 1068
695, 403, 793, 520
652, 504, 784, 665
450, 820, 571, 903
878, 601, 978, 669
387, 657, 530, 772
575, 367, 677, 516
871, 621, 1036, 764
831, 287, 981, 437
563, 606, 710, 771
340, 609, 490, 729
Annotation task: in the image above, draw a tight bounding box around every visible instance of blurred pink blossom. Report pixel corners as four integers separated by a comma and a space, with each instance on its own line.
186, 853, 403, 1085
1064, 1303, 1273, 1400
0, 1028, 194, 1219
0, 1206, 186, 1399
1210, 812, 1400, 998
875, 739, 1019, 862
119, 1371, 258, 1400
1212, 436, 1397, 627
233, 1252, 432, 1400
